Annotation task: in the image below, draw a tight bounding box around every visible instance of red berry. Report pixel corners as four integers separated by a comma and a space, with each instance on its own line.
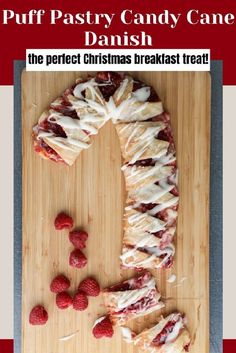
73, 291, 88, 311
54, 212, 73, 230
78, 277, 100, 297
69, 230, 88, 249
50, 274, 70, 293
56, 292, 73, 309
92, 316, 114, 339
69, 249, 87, 269
29, 305, 48, 325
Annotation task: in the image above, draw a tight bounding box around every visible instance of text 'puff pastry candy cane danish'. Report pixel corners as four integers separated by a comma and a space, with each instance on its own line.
102, 271, 164, 326
33, 72, 178, 269
121, 312, 191, 353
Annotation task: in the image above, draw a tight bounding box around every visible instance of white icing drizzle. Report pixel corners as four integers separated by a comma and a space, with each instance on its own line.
116, 78, 129, 101
125, 232, 161, 248
71, 97, 107, 117
127, 210, 165, 233
165, 318, 184, 343
172, 277, 188, 288
48, 112, 98, 135
36, 131, 54, 140
131, 183, 175, 204
133, 313, 188, 353
59, 330, 79, 341
73, 78, 110, 101
118, 122, 168, 164
167, 274, 177, 283
107, 96, 150, 123
120, 236, 175, 269
143, 245, 175, 268
105, 272, 164, 325
39, 132, 90, 151
120, 327, 134, 343
106, 78, 162, 123
132, 86, 151, 102
115, 283, 155, 309
124, 164, 172, 183
120, 126, 178, 270
148, 197, 179, 215
35, 74, 164, 163
120, 249, 157, 268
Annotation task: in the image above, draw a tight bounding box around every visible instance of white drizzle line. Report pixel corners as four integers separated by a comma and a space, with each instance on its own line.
120, 326, 134, 343
73, 78, 112, 100
172, 277, 188, 288
92, 315, 106, 328
167, 274, 177, 283
120, 244, 175, 269
48, 112, 98, 135
59, 330, 79, 341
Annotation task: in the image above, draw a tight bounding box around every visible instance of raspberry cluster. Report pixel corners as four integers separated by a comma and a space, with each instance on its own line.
29, 211, 106, 336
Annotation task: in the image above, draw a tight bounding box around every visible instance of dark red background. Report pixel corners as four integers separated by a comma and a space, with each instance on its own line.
0, 0, 234, 352
0, 340, 13, 353
0, 0, 236, 84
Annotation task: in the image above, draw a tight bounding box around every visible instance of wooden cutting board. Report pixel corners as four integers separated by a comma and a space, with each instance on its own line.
21, 71, 210, 353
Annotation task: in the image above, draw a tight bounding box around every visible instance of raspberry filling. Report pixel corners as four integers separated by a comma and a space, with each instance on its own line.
157, 206, 178, 222
34, 115, 67, 163
95, 71, 123, 101
50, 88, 80, 118
106, 272, 151, 292
136, 246, 173, 269
151, 230, 173, 246
40, 118, 66, 138
184, 343, 190, 352
107, 282, 132, 292
160, 254, 173, 268
152, 112, 170, 124
136, 204, 178, 221
35, 91, 81, 163
129, 158, 155, 167
114, 289, 157, 316
152, 320, 178, 346
51, 104, 78, 120
34, 138, 64, 163
157, 126, 173, 143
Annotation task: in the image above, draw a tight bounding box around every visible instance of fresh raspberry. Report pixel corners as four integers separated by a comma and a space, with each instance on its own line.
29, 305, 48, 325
56, 292, 73, 309
78, 277, 100, 297
92, 316, 114, 338
69, 249, 87, 269
54, 212, 73, 230
50, 274, 70, 293
69, 230, 88, 249
73, 291, 88, 311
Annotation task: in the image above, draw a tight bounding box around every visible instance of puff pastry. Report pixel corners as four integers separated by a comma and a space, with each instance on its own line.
102, 271, 164, 326
33, 72, 178, 270
121, 312, 191, 353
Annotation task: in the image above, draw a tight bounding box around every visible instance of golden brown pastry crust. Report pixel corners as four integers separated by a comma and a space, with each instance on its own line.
102, 272, 164, 326
133, 313, 191, 353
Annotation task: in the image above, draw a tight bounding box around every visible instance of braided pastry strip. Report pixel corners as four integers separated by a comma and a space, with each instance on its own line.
33, 72, 178, 269
121, 312, 191, 353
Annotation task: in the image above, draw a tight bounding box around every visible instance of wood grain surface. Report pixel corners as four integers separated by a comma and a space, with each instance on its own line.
21, 71, 210, 353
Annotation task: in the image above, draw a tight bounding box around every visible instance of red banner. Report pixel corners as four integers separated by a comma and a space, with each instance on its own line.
0, 340, 13, 353
0, 0, 236, 84
224, 339, 236, 352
